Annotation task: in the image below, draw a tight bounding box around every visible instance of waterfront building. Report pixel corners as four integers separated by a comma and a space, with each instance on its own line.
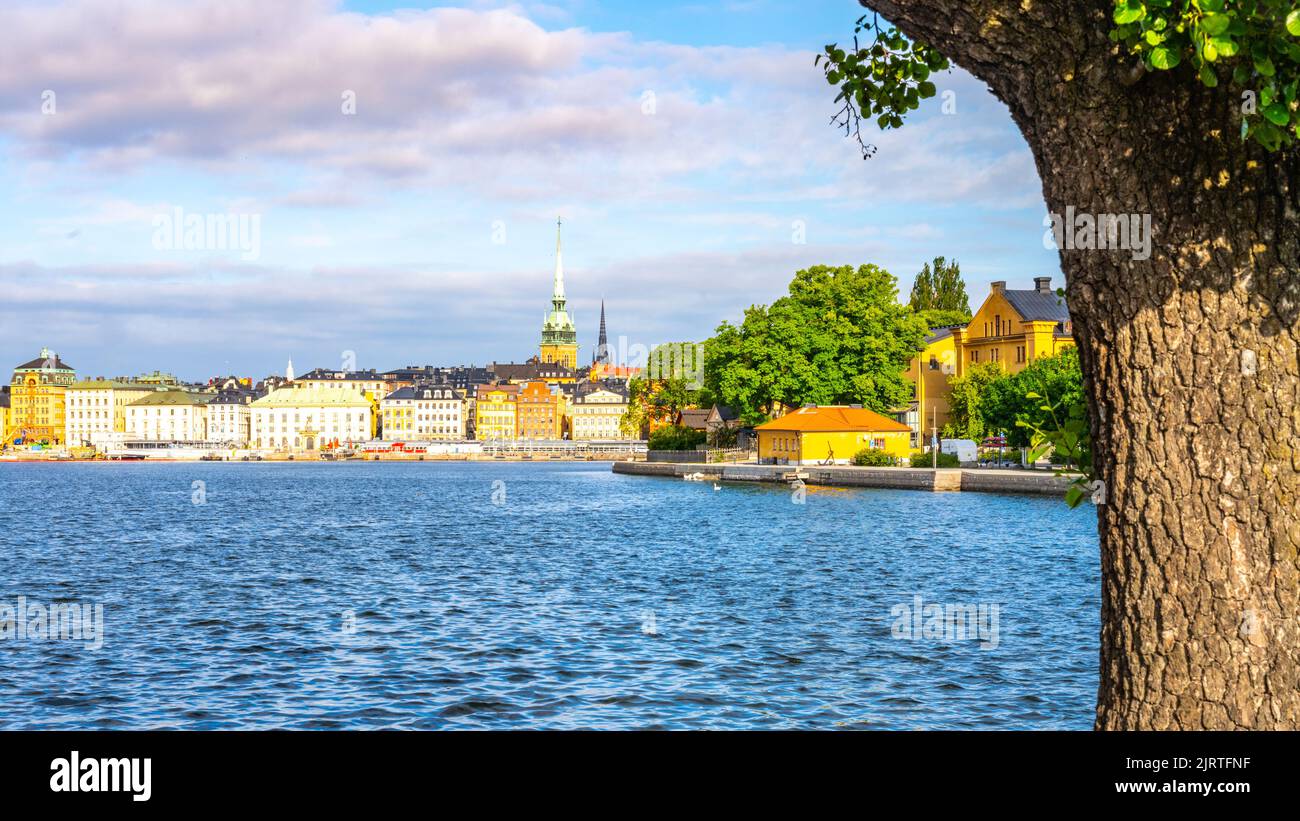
474, 383, 518, 440
755, 405, 912, 465
569, 387, 629, 441
539, 219, 579, 370
381, 384, 466, 441
907, 277, 1076, 446
206, 388, 256, 445
248, 387, 371, 451
294, 368, 388, 438
516, 380, 564, 440
9, 347, 77, 446
125, 390, 209, 442
65, 378, 159, 449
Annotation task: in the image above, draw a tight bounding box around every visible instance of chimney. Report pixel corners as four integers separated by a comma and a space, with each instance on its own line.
990, 281, 1006, 294
1034, 276, 1052, 294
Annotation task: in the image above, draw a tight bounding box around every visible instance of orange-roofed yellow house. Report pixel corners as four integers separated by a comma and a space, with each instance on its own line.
755, 405, 912, 465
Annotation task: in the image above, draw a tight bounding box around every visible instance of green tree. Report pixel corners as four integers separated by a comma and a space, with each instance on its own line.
908, 256, 971, 317
619, 376, 695, 437
818, 1, 1300, 729
704, 263, 929, 423
996, 348, 1085, 449
941, 362, 1004, 440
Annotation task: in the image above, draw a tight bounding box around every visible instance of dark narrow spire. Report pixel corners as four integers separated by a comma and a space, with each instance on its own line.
594, 299, 609, 364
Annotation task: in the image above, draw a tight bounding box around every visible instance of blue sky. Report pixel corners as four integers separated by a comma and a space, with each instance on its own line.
0, 0, 1058, 381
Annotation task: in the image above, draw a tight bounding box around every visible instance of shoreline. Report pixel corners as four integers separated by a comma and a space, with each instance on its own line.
0, 454, 639, 464
612, 460, 1076, 496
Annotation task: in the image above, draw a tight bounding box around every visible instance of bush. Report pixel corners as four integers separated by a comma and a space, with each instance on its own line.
649, 425, 707, 451
909, 449, 959, 468
851, 447, 896, 466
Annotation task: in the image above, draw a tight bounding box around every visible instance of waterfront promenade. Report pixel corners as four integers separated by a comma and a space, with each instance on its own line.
613, 460, 1075, 496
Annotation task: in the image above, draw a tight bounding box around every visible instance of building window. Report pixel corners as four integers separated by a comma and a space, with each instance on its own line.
928, 355, 938, 371
970, 350, 979, 363
1016, 346, 1026, 363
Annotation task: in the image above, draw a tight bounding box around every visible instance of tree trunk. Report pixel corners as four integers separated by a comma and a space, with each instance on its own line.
861, 0, 1300, 728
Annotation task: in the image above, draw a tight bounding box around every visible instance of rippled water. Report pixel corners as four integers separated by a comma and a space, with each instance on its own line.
0, 462, 1099, 729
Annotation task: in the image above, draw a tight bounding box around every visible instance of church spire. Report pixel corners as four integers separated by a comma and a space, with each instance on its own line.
552, 216, 565, 302
540, 217, 578, 369
594, 299, 609, 364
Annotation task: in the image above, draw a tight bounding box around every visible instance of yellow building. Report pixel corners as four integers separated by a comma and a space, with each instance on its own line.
539, 219, 579, 370
474, 384, 519, 440
756, 405, 912, 465
908, 277, 1075, 443
9, 347, 77, 446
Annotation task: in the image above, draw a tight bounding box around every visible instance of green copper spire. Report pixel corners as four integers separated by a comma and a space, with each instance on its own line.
542, 217, 577, 345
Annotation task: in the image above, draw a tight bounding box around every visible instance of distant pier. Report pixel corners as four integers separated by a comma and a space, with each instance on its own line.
612, 461, 1075, 496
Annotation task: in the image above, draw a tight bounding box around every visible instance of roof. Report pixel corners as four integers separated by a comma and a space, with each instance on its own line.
208, 389, 258, 405
755, 405, 912, 433
573, 388, 627, 404
677, 408, 711, 430
492, 361, 574, 381
384, 385, 465, 401
711, 404, 738, 422
15, 352, 74, 372
476, 383, 519, 398
1002, 289, 1070, 322
129, 390, 209, 407
69, 379, 159, 391
296, 368, 386, 383
250, 387, 372, 408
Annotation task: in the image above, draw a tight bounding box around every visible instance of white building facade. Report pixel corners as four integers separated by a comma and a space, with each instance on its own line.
569, 388, 630, 441
206, 393, 254, 445
65, 379, 157, 449
125, 391, 209, 442
249, 387, 371, 451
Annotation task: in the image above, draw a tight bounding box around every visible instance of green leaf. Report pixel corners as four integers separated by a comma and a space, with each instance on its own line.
1200, 64, 1219, 87
1150, 46, 1181, 70
1114, 2, 1145, 25
1200, 14, 1230, 37
1064, 484, 1086, 508
1263, 102, 1291, 126
1287, 10, 1300, 37
1254, 55, 1275, 77
1209, 37, 1238, 58
917, 80, 937, 98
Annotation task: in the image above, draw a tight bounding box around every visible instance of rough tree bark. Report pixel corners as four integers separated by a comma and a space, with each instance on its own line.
859, 0, 1300, 728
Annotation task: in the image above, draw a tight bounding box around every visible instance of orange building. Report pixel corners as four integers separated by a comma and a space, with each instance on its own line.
516, 380, 564, 440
